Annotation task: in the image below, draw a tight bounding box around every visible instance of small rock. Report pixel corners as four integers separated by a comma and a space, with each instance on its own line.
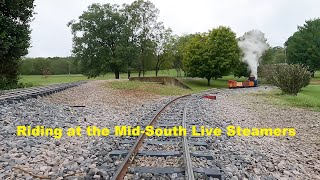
93, 175, 100, 179
89, 164, 96, 169
278, 160, 286, 169
253, 168, 261, 174
230, 176, 238, 180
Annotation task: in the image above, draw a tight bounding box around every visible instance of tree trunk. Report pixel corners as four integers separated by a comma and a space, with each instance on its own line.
207, 78, 211, 86
181, 69, 186, 77
114, 71, 120, 79
138, 70, 141, 77
142, 55, 145, 77
127, 70, 131, 79
155, 55, 160, 77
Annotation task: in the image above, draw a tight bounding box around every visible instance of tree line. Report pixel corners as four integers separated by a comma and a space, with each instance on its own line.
69, 0, 320, 84
20, 57, 81, 75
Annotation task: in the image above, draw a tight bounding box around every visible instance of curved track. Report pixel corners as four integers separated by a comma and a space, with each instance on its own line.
111, 94, 222, 180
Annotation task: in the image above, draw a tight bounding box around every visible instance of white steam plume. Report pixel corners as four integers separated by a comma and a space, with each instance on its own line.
238, 30, 268, 79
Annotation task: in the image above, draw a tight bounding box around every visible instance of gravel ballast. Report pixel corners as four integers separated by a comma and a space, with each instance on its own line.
0, 81, 319, 180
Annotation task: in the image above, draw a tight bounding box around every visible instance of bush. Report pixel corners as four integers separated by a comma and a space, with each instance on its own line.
17, 82, 34, 88
260, 64, 311, 95
0, 76, 19, 90
0, 77, 34, 90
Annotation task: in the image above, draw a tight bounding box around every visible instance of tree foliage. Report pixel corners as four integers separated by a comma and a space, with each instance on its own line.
122, 0, 160, 77
260, 64, 311, 95
175, 34, 195, 76
261, 46, 285, 65
184, 27, 240, 85
69, 0, 167, 79
68, 4, 128, 79
154, 26, 174, 76
0, 0, 35, 89
234, 61, 249, 78
285, 18, 320, 76
20, 57, 81, 75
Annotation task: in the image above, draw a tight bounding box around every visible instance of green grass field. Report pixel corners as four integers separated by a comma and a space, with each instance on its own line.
311, 71, 320, 85
19, 70, 319, 110
256, 71, 320, 111
107, 81, 192, 96
20, 70, 244, 91
180, 75, 246, 91
19, 69, 180, 86
257, 85, 320, 111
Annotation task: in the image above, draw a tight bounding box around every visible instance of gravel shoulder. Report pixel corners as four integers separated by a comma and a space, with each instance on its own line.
0, 80, 173, 179
0, 82, 319, 180
202, 87, 320, 179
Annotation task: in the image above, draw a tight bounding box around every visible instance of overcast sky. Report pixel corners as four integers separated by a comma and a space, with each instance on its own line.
27, 0, 319, 57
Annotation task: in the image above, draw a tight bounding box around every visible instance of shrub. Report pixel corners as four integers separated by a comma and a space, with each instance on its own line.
260, 64, 311, 95
17, 82, 34, 88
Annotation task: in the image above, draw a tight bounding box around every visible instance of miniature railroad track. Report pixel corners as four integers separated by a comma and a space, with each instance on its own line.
0, 81, 86, 104
110, 95, 222, 180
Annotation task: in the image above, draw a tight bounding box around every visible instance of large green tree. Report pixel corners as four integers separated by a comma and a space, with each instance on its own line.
184, 33, 209, 83
185, 27, 240, 86
154, 25, 174, 76
234, 61, 249, 78
0, 0, 35, 89
69, 3, 129, 79
175, 34, 196, 76
285, 18, 320, 76
261, 46, 285, 65
124, 0, 160, 77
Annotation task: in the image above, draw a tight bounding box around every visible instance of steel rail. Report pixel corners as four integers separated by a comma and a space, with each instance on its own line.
182, 99, 195, 180
0, 81, 86, 103
111, 94, 191, 180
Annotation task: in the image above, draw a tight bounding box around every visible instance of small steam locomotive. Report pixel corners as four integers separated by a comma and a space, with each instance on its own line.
228, 75, 258, 88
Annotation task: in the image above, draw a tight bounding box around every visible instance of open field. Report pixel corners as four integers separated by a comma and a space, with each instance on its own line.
311, 71, 320, 85
19, 70, 243, 91
19, 71, 320, 110
266, 71, 320, 111
19, 69, 181, 86
256, 84, 320, 111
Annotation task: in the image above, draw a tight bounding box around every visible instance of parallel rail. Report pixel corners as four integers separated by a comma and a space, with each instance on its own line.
111, 94, 222, 180
182, 99, 195, 180
111, 95, 190, 180
0, 81, 86, 104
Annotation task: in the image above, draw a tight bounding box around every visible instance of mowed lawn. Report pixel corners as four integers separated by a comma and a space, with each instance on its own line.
179, 75, 247, 91
20, 71, 245, 91
106, 81, 192, 96
257, 71, 320, 111
19, 69, 180, 86
19, 70, 319, 110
